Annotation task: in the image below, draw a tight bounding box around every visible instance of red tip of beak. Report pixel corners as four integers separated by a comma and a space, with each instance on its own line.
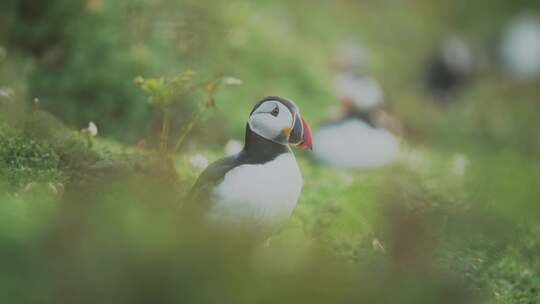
298, 116, 313, 150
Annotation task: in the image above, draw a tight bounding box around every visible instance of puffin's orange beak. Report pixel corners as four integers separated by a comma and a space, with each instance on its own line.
282, 127, 293, 135
289, 114, 313, 150
297, 116, 313, 150
341, 97, 355, 110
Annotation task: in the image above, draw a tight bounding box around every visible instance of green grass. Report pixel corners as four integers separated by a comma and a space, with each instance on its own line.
0, 103, 539, 302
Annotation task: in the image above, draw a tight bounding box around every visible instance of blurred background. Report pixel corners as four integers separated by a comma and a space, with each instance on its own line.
0, 0, 540, 303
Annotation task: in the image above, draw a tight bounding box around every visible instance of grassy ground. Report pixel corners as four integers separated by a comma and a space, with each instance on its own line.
1, 91, 540, 303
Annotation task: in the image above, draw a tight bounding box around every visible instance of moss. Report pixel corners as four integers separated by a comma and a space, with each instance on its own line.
0, 107, 104, 190
0, 125, 65, 189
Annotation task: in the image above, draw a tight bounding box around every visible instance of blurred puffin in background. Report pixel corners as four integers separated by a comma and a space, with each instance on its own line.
424, 36, 474, 101
313, 42, 400, 169
499, 13, 540, 81
188, 96, 312, 230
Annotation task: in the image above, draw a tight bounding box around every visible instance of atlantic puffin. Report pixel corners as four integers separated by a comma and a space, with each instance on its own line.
313, 44, 400, 169
187, 96, 312, 229
423, 36, 474, 101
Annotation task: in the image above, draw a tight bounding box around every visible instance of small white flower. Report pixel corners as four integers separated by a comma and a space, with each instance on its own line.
0, 87, 14, 99
222, 77, 243, 86
32, 97, 40, 109
225, 139, 243, 156
450, 153, 469, 177
372, 238, 386, 254
190, 154, 209, 170
88, 122, 98, 137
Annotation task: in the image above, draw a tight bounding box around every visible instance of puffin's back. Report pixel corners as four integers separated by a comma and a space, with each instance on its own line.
184, 155, 239, 215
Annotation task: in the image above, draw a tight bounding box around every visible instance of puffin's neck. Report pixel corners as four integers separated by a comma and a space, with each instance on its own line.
242, 124, 290, 163
344, 108, 377, 128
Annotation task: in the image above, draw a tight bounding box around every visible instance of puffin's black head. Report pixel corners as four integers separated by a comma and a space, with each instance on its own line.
248, 96, 312, 150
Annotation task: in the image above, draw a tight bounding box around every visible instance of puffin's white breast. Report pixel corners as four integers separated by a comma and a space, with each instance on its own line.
500, 15, 540, 79
210, 153, 302, 225
313, 119, 399, 169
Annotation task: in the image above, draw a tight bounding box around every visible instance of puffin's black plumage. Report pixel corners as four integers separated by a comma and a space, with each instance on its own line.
249, 96, 298, 117
320, 108, 378, 129
424, 55, 466, 100
423, 37, 473, 101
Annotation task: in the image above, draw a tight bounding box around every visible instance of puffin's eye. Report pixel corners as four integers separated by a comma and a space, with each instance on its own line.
271, 106, 280, 117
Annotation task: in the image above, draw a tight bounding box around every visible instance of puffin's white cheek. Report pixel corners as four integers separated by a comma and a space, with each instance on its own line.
249, 115, 283, 139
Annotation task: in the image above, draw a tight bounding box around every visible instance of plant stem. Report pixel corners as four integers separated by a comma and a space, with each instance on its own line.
173, 109, 202, 153
173, 81, 221, 153
160, 108, 170, 153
